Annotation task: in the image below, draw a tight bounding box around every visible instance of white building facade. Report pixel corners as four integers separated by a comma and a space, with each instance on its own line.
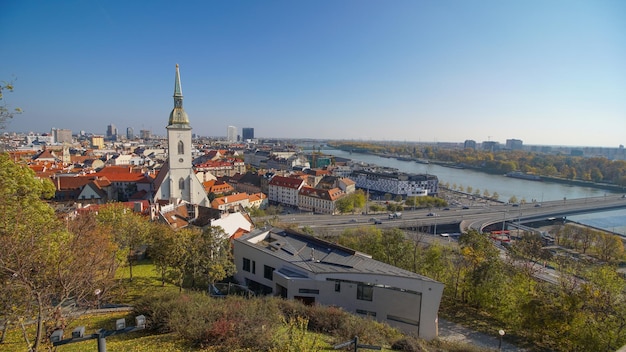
233, 228, 444, 341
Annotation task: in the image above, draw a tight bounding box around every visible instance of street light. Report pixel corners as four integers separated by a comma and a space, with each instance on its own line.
498, 329, 505, 351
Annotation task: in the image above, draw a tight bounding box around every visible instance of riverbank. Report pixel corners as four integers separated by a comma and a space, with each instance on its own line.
332, 147, 625, 194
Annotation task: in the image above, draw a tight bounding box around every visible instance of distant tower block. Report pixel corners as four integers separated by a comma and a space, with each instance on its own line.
242, 127, 254, 141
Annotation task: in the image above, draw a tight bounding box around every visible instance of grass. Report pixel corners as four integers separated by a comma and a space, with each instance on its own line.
1, 312, 192, 352
112, 259, 179, 305
2, 259, 485, 352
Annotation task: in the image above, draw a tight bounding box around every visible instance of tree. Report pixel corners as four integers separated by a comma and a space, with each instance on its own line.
148, 222, 178, 286
595, 233, 624, 263
97, 204, 150, 281
0, 80, 22, 131
508, 233, 552, 282
187, 226, 236, 289
508, 195, 518, 204
0, 154, 117, 351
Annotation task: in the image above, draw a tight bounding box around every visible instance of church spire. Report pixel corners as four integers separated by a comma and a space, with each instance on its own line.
168, 64, 190, 126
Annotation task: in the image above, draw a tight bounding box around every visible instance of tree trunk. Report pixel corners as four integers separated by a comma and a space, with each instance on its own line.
1, 319, 9, 343
128, 249, 134, 282
33, 293, 44, 351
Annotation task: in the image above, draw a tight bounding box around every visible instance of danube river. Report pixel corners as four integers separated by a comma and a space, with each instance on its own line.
323, 148, 626, 235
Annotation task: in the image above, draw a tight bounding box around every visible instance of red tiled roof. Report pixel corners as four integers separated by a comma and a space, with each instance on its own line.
95, 166, 147, 182
299, 187, 345, 201
269, 175, 305, 189
211, 192, 250, 208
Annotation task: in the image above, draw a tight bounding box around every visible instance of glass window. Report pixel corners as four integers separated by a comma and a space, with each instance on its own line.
264, 265, 275, 280
243, 258, 251, 272
357, 283, 373, 301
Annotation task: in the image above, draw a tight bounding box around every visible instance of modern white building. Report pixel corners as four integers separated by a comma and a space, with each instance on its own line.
233, 227, 444, 340
351, 170, 437, 198
227, 125, 237, 143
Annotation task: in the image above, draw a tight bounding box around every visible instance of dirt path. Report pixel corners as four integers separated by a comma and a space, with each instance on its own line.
438, 318, 528, 351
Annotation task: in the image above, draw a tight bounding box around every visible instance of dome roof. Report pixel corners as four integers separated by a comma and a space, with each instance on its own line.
169, 107, 189, 125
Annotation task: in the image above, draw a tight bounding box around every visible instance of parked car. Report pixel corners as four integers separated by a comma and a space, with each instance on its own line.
374, 220, 382, 224
462, 206, 470, 209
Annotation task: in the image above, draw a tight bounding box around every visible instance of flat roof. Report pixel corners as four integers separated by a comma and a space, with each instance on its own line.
236, 227, 440, 283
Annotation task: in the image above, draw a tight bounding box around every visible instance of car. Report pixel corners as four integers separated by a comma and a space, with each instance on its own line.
374, 220, 382, 224
462, 206, 470, 209
427, 212, 438, 217
534, 203, 542, 207
443, 207, 450, 211
512, 203, 520, 207
369, 218, 377, 222
439, 233, 449, 237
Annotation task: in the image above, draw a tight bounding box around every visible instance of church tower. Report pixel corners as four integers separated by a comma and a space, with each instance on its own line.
153, 65, 210, 207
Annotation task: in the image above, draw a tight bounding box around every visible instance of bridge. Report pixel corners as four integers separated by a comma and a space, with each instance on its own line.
274, 194, 626, 236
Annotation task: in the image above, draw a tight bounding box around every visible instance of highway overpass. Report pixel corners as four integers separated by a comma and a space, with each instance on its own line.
272, 194, 626, 236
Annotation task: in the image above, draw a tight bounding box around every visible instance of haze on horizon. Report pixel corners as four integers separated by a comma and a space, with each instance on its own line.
1, 0, 625, 148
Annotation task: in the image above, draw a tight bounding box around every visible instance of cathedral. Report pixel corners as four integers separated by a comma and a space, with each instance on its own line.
153, 64, 210, 207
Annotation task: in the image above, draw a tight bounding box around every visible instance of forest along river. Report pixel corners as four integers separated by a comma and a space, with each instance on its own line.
323, 148, 626, 235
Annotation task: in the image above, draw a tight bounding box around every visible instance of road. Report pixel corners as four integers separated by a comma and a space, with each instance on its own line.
267, 194, 626, 235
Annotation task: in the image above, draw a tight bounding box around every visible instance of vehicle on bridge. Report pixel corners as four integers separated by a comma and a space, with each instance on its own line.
388, 212, 402, 219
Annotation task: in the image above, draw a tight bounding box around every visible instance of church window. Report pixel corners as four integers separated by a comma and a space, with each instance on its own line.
178, 140, 184, 154
179, 178, 185, 190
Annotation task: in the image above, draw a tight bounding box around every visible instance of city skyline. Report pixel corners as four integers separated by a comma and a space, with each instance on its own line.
2, 1, 625, 147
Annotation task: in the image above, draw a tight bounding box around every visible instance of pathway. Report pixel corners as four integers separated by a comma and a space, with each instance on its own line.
438, 318, 527, 351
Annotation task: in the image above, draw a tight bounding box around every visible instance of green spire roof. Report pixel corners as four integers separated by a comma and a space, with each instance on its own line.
168, 64, 190, 126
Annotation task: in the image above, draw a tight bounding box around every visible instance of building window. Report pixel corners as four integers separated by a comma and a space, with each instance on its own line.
178, 140, 184, 155
243, 258, 251, 272
252, 261, 256, 274
264, 265, 275, 280
356, 309, 377, 317
387, 314, 419, 327
335, 281, 341, 292
357, 283, 373, 301
179, 178, 185, 190
298, 288, 319, 294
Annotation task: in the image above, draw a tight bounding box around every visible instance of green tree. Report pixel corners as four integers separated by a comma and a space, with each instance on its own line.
0, 154, 117, 351
97, 204, 151, 281
0, 80, 22, 131
188, 226, 236, 289
508, 195, 518, 204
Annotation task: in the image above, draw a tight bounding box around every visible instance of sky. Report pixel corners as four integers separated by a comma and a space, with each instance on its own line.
1, 0, 625, 147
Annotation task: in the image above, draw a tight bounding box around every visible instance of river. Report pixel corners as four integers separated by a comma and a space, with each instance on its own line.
323, 148, 626, 235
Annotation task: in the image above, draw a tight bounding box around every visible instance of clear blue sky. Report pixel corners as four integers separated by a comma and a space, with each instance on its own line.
2, 0, 625, 147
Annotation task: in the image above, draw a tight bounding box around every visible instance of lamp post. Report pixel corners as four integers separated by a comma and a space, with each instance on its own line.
498, 329, 505, 351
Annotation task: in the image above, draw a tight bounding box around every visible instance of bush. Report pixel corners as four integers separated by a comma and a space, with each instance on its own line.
392, 336, 426, 352
135, 292, 282, 351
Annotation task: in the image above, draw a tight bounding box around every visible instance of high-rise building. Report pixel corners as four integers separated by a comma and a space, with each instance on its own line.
227, 126, 237, 142
52, 128, 72, 144
140, 129, 151, 139
506, 139, 523, 150
91, 136, 104, 149
242, 127, 254, 140
126, 127, 134, 140
463, 140, 476, 150
153, 64, 210, 207
106, 124, 117, 140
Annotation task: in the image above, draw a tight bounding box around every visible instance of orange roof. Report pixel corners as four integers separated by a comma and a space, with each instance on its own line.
211, 192, 250, 208
95, 166, 148, 182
